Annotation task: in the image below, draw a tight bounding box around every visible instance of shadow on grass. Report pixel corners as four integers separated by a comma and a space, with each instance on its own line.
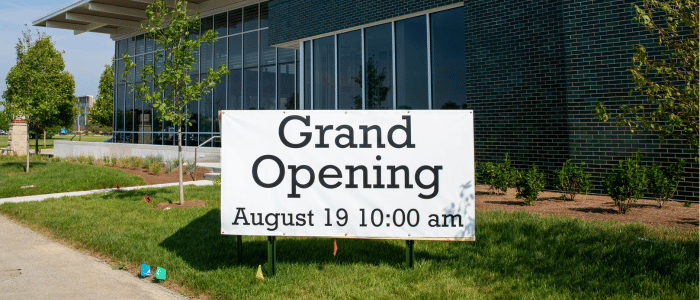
158, 209, 434, 271
485, 200, 526, 206
432, 211, 698, 298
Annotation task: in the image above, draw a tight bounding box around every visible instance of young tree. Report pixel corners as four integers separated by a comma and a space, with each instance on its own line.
596, 0, 698, 150
123, 0, 228, 204
90, 63, 114, 129
0, 110, 9, 131
2, 28, 76, 171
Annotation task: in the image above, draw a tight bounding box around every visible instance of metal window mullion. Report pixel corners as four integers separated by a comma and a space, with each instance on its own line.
334, 34, 338, 110
310, 40, 314, 110
426, 13, 432, 110
299, 41, 304, 110
392, 21, 397, 110
240, 34, 244, 110
361, 29, 365, 110
294, 49, 298, 110
275, 47, 278, 110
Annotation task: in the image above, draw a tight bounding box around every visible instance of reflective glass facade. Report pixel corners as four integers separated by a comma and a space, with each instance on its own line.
113, 2, 299, 146
299, 6, 464, 110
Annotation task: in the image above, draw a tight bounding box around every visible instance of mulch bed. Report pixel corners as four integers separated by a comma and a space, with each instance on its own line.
106, 165, 211, 185
476, 185, 698, 231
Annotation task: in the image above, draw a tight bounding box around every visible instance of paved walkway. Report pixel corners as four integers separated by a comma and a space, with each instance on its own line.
0, 180, 213, 204
0, 215, 188, 300
0, 181, 214, 299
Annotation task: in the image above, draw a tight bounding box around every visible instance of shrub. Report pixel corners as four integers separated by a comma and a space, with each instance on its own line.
184, 162, 196, 176
144, 160, 151, 171
604, 152, 647, 214
478, 153, 518, 194
152, 162, 162, 176
166, 160, 178, 174
555, 160, 591, 201
516, 165, 546, 205
77, 155, 85, 164
213, 174, 221, 186
478, 161, 498, 194
647, 159, 685, 208
111, 156, 117, 167
131, 157, 140, 169
87, 155, 95, 165
51, 157, 60, 163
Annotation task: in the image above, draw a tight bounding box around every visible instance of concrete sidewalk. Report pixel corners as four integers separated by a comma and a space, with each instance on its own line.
0, 180, 213, 204
0, 215, 187, 299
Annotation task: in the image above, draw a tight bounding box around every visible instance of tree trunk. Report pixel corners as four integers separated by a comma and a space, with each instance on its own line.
25, 129, 29, 173
178, 122, 184, 205
43, 130, 46, 148
35, 132, 39, 156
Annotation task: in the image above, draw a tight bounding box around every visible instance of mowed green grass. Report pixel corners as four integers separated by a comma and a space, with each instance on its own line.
0, 134, 110, 150
0, 156, 144, 198
0, 185, 696, 299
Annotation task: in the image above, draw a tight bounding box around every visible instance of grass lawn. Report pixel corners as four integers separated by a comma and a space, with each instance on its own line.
0, 134, 110, 150
0, 185, 696, 299
0, 156, 145, 198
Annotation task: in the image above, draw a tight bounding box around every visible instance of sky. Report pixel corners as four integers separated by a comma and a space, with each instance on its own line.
0, 1, 114, 110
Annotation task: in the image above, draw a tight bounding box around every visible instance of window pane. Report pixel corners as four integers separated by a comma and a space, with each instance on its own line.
260, 30, 275, 66
431, 8, 465, 109
313, 36, 335, 110
260, 2, 269, 28
200, 78, 212, 133
296, 51, 300, 109
214, 38, 227, 131
338, 30, 362, 109
118, 39, 127, 57
244, 32, 258, 68
126, 87, 134, 131
116, 83, 125, 131
364, 24, 393, 109
244, 68, 258, 110
228, 35, 242, 110
278, 49, 296, 110
261, 65, 276, 110
136, 34, 145, 55
303, 41, 311, 110
214, 12, 227, 37
189, 29, 199, 75
396, 15, 428, 110
201, 16, 213, 34
243, 4, 258, 31
188, 74, 199, 132
228, 9, 242, 35
260, 31, 276, 111
146, 36, 155, 53
128, 36, 135, 56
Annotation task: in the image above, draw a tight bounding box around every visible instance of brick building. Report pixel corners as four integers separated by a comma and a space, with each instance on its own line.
34, 0, 698, 201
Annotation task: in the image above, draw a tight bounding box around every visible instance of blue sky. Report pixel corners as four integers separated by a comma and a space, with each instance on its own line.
0, 1, 114, 110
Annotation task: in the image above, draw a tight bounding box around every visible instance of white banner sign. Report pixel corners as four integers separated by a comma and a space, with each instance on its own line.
221, 110, 475, 240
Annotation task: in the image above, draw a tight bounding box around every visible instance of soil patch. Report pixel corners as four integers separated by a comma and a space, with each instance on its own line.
106, 166, 210, 185
154, 200, 206, 210
476, 185, 698, 231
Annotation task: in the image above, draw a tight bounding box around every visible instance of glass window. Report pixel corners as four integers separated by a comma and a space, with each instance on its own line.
188, 74, 199, 132
260, 30, 276, 110
128, 36, 135, 56
431, 8, 465, 109
228, 35, 242, 110
118, 39, 127, 57
244, 68, 258, 110
338, 30, 362, 109
364, 24, 393, 109
213, 37, 227, 131
146, 36, 155, 53
214, 12, 227, 37
243, 4, 258, 31
313, 36, 335, 110
228, 9, 242, 35
126, 87, 134, 131
201, 16, 213, 34
136, 34, 145, 55
260, 2, 269, 28
244, 32, 258, 68
278, 48, 296, 110
303, 41, 311, 109
396, 15, 428, 110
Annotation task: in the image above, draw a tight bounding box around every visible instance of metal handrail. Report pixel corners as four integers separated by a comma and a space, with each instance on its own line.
193, 135, 220, 181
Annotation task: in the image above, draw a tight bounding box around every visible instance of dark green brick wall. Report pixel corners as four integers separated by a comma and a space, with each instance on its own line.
268, 0, 462, 46
466, 0, 697, 201
267, 0, 698, 201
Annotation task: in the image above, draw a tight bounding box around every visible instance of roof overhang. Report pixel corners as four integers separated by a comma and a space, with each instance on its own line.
32, 0, 257, 40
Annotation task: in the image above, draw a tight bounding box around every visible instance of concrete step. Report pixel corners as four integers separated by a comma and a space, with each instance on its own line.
204, 173, 221, 181
197, 162, 221, 173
